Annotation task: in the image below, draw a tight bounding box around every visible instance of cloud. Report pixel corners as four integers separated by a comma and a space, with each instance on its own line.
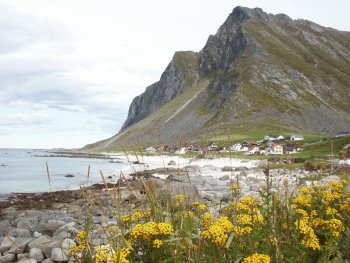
0, 113, 50, 126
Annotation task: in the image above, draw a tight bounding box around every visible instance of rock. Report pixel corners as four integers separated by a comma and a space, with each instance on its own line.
51, 248, 69, 262
33, 232, 42, 238
18, 259, 37, 263
222, 166, 234, 171
168, 160, 176, 166
0, 236, 15, 253
29, 247, 45, 262
234, 166, 247, 172
42, 259, 53, 263
45, 220, 66, 232
183, 165, 200, 174
0, 220, 13, 236
17, 253, 28, 260
61, 238, 76, 250
28, 235, 59, 258
200, 165, 220, 173
6, 238, 33, 254
65, 174, 74, 178
167, 175, 189, 183
0, 254, 15, 263
7, 228, 31, 238
219, 175, 230, 181
17, 217, 39, 231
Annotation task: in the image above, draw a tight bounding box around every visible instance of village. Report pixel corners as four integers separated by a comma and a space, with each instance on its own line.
144, 134, 305, 156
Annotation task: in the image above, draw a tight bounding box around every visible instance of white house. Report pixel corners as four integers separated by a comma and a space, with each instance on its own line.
290, 135, 304, 141
175, 147, 187, 155
245, 146, 259, 155
145, 147, 157, 153
231, 143, 244, 151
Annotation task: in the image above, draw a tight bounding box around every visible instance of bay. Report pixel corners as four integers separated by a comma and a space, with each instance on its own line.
0, 148, 128, 194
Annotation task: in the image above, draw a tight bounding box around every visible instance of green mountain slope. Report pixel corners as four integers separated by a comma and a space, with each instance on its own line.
86, 7, 350, 150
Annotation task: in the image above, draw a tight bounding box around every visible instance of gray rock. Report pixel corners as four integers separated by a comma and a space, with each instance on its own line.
0, 254, 15, 263
46, 220, 66, 232
0, 236, 15, 253
28, 235, 59, 258
7, 228, 31, 238
33, 232, 42, 238
42, 259, 54, 263
0, 220, 13, 236
29, 247, 45, 262
61, 238, 76, 250
17, 253, 28, 260
234, 166, 247, 172
18, 259, 37, 263
219, 174, 230, 181
222, 166, 234, 171
200, 165, 220, 173
168, 160, 176, 166
17, 217, 39, 231
51, 248, 69, 262
5, 238, 33, 254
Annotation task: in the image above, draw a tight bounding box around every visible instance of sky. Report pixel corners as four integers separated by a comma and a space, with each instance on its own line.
0, 0, 349, 149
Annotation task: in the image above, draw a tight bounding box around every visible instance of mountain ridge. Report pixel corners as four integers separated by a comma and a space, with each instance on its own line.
86, 6, 350, 150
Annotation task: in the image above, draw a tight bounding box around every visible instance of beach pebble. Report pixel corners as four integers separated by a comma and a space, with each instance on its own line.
5, 238, 33, 254
0, 236, 15, 253
29, 247, 45, 262
18, 259, 37, 263
17, 217, 39, 231
7, 228, 31, 238
219, 175, 230, 181
42, 259, 53, 263
0, 254, 15, 263
168, 160, 176, 165
51, 248, 69, 262
222, 166, 234, 171
0, 220, 13, 236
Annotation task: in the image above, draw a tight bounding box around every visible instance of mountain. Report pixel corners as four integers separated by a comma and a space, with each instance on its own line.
87, 6, 350, 150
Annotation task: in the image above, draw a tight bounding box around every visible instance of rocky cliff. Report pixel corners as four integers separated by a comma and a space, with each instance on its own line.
87, 6, 350, 150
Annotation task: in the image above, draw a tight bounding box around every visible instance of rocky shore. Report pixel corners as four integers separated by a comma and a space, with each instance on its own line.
0, 155, 338, 263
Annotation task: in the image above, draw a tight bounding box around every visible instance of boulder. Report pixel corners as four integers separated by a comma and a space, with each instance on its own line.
0, 236, 15, 253
17, 217, 39, 231
222, 166, 234, 171
51, 248, 69, 262
200, 165, 220, 173
7, 228, 31, 238
29, 247, 45, 262
42, 259, 54, 263
168, 160, 176, 166
219, 175, 230, 181
0, 220, 13, 236
0, 254, 16, 263
61, 238, 76, 250
18, 259, 37, 263
5, 238, 33, 254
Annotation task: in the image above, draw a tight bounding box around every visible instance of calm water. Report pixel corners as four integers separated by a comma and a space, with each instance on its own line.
0, 149, 129, 194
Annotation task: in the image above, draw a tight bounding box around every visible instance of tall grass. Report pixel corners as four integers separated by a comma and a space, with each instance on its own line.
68, 164, 350, 263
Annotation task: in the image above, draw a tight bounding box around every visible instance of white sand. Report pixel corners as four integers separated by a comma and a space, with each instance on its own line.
108, 153, 260, 178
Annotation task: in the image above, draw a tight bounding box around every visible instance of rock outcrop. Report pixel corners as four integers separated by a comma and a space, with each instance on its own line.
87, 6, 350, 150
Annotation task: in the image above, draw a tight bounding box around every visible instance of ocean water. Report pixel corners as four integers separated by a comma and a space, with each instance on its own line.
0, 149, 129, 194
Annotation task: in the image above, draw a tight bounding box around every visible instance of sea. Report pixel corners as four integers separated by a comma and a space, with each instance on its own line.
0, 148, 129, 195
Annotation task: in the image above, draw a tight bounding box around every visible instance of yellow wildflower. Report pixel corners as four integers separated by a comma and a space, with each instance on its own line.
243, 253, 271, 263
152, 239, 163, 249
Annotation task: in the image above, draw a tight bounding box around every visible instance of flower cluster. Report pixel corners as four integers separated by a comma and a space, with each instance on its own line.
201, 216, 233, 247
130, 221, 174, 242
242, 253, 271, 263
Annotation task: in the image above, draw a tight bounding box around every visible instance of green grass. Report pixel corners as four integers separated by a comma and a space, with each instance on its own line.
302, 136, 350, 157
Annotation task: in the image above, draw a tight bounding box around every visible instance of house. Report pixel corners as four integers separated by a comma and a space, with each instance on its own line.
267, 144, 283, 155
145, 147, 157, 153
245, 146, 260, 155
284, 144, 301, 154
290, 135, 304, 141
175, 147, 187, 155
335, 132, 350, 138
208, 143, 218, 150
231, 143, 244, 152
